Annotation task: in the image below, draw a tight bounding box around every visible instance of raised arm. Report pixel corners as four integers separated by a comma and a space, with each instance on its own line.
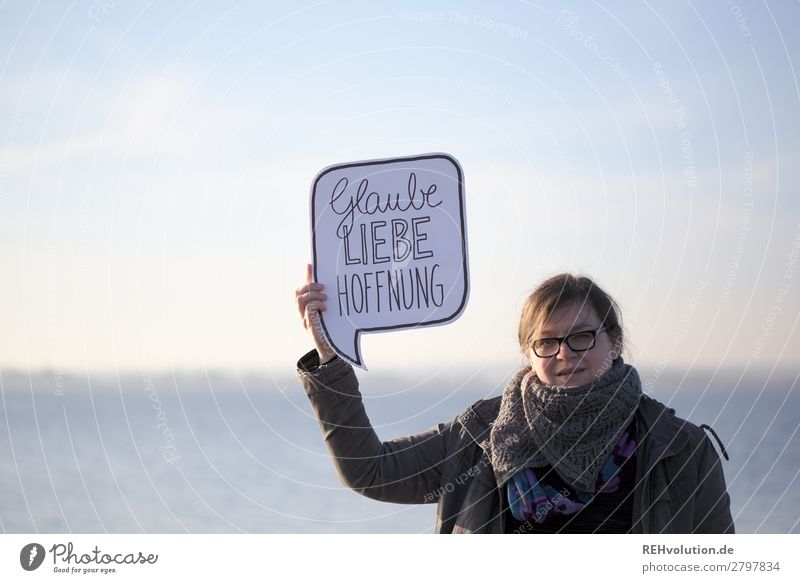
295, 265, 450, 503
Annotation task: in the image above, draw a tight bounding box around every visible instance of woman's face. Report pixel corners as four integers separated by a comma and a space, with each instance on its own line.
526, 301, 618, 387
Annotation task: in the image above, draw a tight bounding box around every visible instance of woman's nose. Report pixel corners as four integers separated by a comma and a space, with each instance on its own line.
556, 341, 578, 358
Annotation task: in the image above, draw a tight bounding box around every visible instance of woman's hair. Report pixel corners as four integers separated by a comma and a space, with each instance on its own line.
518, 273, 624, 354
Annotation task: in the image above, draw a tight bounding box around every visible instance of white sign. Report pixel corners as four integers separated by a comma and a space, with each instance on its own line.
310, 153, 469, 369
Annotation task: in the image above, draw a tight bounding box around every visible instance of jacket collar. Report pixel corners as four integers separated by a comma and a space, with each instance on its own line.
635, 394, 690, 464
455, 396, 501, 455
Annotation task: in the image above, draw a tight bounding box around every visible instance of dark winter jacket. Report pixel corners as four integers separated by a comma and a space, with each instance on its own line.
298, 349, 735, 534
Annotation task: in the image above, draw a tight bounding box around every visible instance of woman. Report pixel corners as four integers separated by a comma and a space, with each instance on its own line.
295, 265, 734, 533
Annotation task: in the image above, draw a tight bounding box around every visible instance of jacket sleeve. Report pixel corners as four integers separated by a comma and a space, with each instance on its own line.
693, 434, 735, 533
297, 349, 449, 504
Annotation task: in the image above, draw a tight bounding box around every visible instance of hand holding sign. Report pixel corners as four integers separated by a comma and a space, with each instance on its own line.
309, 153, 469, 369
295, 263, 336, 364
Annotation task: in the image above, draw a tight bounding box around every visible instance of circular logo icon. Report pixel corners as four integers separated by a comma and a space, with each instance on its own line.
20, 543, 46, 571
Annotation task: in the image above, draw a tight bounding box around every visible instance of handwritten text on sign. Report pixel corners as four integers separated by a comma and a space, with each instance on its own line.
311, 153, 469, 369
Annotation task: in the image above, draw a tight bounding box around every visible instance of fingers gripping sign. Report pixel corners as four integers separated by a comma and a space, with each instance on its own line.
297, 263, 335, 363
309, 153, 470, 370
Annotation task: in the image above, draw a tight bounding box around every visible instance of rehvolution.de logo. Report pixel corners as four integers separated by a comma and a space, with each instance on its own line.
20, 543, 46, 571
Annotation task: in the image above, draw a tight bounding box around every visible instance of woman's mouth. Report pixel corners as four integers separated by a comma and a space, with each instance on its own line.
557, 368, 585, 376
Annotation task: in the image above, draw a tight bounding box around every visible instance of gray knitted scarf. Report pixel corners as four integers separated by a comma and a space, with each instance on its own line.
489, 357, 642, 492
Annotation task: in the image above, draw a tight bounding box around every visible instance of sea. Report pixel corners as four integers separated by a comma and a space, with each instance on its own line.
1, 365, 798, 534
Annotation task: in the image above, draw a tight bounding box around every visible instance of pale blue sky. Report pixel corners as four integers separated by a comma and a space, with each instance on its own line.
1, 1, 799, 379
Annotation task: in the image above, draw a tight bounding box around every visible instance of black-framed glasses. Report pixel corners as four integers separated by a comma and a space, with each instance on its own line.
531, 326, 609, 358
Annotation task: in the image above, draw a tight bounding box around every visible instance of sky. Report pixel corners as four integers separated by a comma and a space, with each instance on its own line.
1, 0, 799, 380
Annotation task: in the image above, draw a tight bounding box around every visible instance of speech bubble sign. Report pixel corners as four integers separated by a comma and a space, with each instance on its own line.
310, 152, 469, 370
